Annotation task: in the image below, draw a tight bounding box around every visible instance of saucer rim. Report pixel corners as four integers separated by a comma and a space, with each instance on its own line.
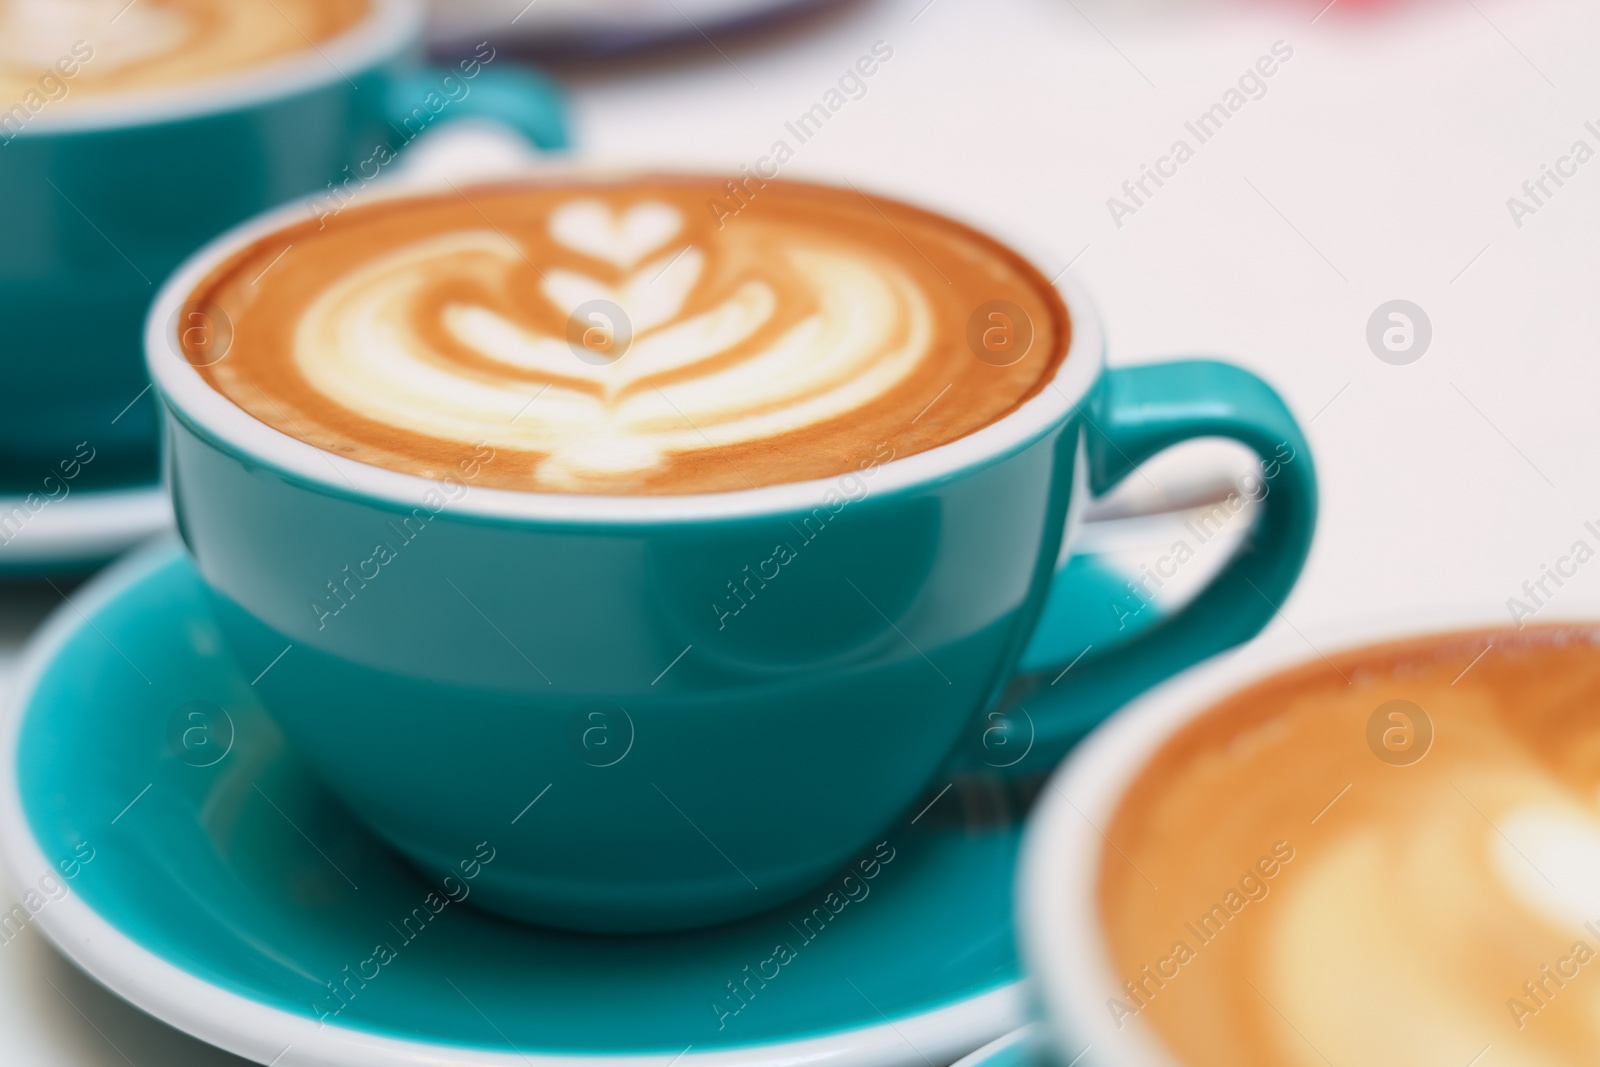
0, 482, 168, 573
428, 0, 810, 45
947, 1023, 1037, 1067
0, 541, 1026, 1067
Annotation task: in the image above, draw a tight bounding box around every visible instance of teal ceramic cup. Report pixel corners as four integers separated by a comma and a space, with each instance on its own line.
146, 179, 1317, 933
0, 0, 564, 493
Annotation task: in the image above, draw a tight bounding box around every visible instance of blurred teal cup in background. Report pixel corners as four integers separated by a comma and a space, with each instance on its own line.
0, 0, 564, 493
146, 177, 1317, 935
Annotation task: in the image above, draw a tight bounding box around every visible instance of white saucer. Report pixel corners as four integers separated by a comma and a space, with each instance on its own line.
949, 1025, 1038, 1067
0, 484, 169, 575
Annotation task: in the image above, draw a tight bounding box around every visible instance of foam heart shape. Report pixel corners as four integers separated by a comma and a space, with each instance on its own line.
1494, 802, 1600, 928
549, 198, 682, 269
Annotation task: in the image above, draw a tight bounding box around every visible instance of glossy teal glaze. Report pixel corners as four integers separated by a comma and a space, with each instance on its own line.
157, 348, 1315, 932
982, 361, 1318, 774
985, 1037, 1038, 1067
15, 544, 1020, 1052
165, 399, 1074, 932
1017, 554, 1162, 676
0, 20, 565, 493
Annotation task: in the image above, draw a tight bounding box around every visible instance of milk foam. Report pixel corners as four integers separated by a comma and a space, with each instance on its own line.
1492, 804, 1600, 929
0, 0, 367, 103
1100, 631, 1600, 1067
0, 0, 181, 76
1259, 792, 1600, 1065
293, 200, 936, 490
192, 177, 1067, 495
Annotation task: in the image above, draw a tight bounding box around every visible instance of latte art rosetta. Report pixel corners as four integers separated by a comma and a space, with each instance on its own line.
0, 0, 368, 105
295, 200, 934, 490
191, 178, 1067, 495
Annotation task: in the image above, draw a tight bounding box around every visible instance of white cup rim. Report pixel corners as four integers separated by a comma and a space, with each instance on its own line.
8, 0, 421, 135
1018, 603, 1598, 1067
145, 168, 1106, 525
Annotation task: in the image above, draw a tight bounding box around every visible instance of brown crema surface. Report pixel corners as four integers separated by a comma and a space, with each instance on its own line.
1098, 625, 1600, 1067
189, 176, 1069, 495
0, 0, 369, 103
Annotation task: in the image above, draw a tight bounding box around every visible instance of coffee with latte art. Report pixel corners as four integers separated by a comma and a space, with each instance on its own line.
1099, 626, 1600, 1067
0, 0, 369, 105
186, 176, 1068, 495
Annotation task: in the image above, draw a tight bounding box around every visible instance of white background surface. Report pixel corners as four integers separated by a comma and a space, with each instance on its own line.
5, 0, 1600, 1060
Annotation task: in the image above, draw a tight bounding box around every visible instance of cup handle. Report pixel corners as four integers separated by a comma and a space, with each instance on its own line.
961, 359, 1317, 777
385, 58, 568, 152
